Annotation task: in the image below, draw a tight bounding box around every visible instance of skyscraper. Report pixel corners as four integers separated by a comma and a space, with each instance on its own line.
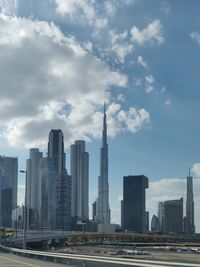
92, 200, 97, 221
56, 171, 72, 230
121, 200, 124, 229
0, 156, 18, 211
163, 198, 183, 235
97, 105, 110, 223
48, 129, 65, 175
151, 215, 160, 233
186, 169, 195, 235
123, 175, 148, 233
0, 176, 12, 227
71, 140, 89, 220
46, 129, 72, 229
158, 201, 164, 232
39, 157, 56, 228
26, 148, 43, 223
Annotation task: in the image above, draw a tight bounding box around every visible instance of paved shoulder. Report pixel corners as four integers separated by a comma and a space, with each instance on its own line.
0, 252, 69, 267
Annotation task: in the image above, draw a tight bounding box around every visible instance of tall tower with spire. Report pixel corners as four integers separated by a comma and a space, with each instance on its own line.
97, 104, 110, 223
186, 169, 195, 235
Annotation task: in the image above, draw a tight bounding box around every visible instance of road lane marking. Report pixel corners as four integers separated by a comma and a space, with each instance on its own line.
0, 265, 30, 266
0, 255, 40, 267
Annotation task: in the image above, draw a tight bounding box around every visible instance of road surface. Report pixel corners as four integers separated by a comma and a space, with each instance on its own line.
0, 252, 70, 267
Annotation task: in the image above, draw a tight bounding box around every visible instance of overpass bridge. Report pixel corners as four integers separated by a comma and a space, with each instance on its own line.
6, 230, 200, 249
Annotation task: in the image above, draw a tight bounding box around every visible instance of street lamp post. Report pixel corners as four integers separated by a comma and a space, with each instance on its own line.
20, 170, 27, 250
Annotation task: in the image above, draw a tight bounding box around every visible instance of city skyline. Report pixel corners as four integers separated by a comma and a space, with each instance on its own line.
0, 0, 200, 232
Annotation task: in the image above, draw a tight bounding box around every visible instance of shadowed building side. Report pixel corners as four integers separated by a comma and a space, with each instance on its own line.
123, 175, 148, 233
56, 171, 72, 230
39, 157, 56, 228
48, 129, 65, 175
164, 198, 183, 235
186, 169, 195, 235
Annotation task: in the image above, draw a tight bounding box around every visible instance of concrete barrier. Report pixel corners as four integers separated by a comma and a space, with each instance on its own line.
0, 244, 199, 267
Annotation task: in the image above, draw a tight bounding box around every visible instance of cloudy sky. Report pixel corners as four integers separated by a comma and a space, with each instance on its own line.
1, 0, 200, 232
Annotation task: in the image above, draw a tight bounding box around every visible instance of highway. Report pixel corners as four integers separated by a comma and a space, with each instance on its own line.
1, 243, 200, 267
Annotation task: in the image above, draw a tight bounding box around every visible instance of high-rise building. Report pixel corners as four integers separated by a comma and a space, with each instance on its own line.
56, 171, 72, 230
163, 198, 183, 235
123, 175, 148, 233
121, 200, 124, 229
0, 156, 18, 211
145, 211, 149, 233
71, 140, 89, 220
158, 201, 164, 232
12, 206, 34, 230
151, 215, 160, 233
48, 129, 65, 175
0, 176, 12, 227
26, 148, 43, 223
97, 105, 110, 223
92, 201, 97, 221
39, 157, 56, 228
186, 170, 195, 235
47, 129, 72, 229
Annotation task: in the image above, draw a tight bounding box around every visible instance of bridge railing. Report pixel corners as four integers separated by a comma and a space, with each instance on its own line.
0, 244, 199, 267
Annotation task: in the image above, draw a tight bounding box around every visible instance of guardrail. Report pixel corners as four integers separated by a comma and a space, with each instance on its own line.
0, 244, 199, 267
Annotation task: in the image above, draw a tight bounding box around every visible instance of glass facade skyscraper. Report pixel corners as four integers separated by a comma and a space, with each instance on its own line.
123, 175, 148, 233
71, 140, 89, 220
39, 157, 56, 228
186, 171, 195, 235
48, 129, 65, 175
26, 148, 43, 224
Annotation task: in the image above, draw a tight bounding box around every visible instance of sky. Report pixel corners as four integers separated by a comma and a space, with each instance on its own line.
0, 0, 200, 232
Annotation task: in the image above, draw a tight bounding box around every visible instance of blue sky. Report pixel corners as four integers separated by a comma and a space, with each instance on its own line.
0, 0, 200, 231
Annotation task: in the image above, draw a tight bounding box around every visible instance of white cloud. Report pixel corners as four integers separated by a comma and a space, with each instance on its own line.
131, 20, 165, 46
54, 0, 108, 31
109, 30, 133, 63
160, 1, 170, 15
118, 108, 150, 133
145, 75, 154, 84
111, 43, 133, 63
117, 94, 125, 102
0, 14, 149, 148
133, 78, 142, 87
0, 0, 18, 15
192, 163, 200, 178
138, 55, 148, 68
161, 86, 166, 94
55, 0, 95, 19
110, 30, 128, 45
83, 41, 93, 52
165, 100, 171, 105
190, 31, 200, 45
124, 0, 136, 6
145, 74, 155, 93
105, 1, 116, 17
